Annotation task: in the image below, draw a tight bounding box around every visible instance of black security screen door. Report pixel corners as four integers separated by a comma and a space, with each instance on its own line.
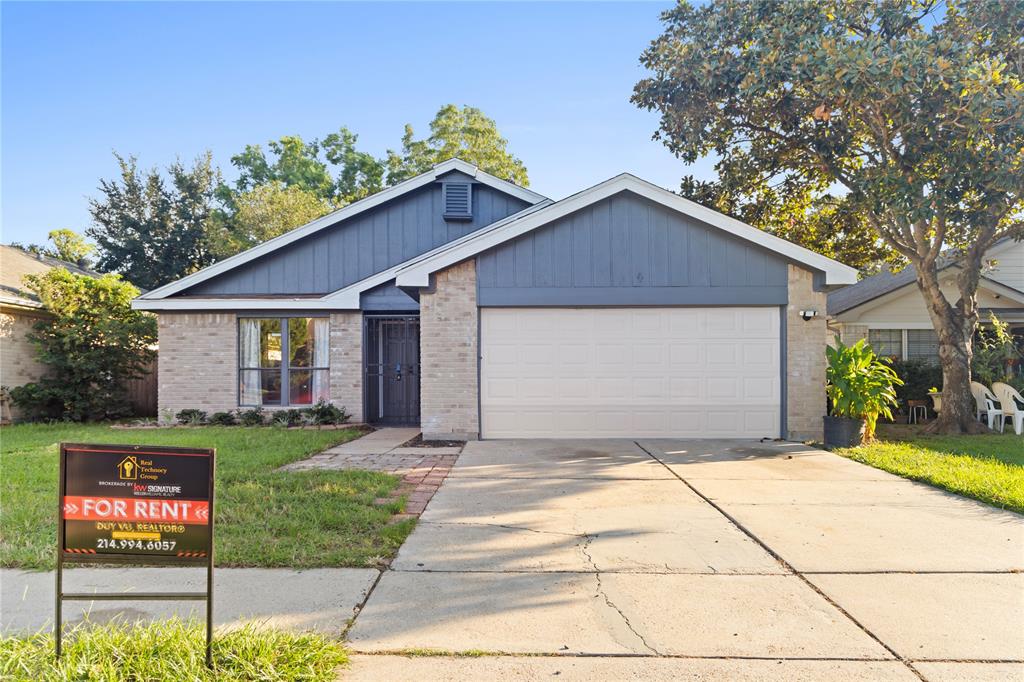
364, 315, 420, 425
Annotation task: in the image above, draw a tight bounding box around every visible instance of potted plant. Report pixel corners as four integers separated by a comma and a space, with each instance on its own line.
825, 339, 903, 447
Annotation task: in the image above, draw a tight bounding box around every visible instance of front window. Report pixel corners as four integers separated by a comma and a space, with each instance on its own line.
907, 329, 939, 362
868, 329, 903, 359
239, 317, 329, 406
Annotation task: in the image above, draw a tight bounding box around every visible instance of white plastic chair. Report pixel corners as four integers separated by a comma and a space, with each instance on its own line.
992, 382, 1024, 435
971, 381, 1003, 429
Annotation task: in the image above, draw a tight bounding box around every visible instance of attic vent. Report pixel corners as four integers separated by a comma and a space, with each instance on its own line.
443, 182, 472, 221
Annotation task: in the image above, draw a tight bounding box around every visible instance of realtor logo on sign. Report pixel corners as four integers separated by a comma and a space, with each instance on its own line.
117, 456, 138, 480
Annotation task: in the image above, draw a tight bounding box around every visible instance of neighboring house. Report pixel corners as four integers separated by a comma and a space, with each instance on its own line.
134, 159, 857, 441
0, 245, 102, 421
828, 239, 1024, 361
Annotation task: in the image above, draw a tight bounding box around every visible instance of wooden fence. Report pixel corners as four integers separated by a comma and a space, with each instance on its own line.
125, 357, 158, 417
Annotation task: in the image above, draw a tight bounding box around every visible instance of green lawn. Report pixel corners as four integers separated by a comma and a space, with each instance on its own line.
1, 423, 415, 570
837, 430, 1024, 514
1, 619, 347, 681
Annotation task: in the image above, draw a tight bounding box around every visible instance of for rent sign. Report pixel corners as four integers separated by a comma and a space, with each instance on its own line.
59, 444, 215, 560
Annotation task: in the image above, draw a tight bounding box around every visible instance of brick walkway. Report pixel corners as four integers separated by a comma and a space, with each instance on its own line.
281, 450, 460, 517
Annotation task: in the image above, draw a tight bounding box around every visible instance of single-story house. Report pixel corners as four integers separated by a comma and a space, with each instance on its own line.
828, 238, 1024, 361
0, 245, 103, 421
134, 159, 858, 441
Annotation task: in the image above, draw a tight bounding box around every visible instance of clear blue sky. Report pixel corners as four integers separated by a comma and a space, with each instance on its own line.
2, 1, 714, 247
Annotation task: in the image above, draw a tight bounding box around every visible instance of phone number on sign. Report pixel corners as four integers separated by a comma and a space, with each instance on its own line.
96, 539, 177, 551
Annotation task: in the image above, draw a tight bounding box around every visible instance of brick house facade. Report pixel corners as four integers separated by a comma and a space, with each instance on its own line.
138, 160, 856, 441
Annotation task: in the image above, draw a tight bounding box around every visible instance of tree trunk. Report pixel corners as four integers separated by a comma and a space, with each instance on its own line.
915, 266, 988, 434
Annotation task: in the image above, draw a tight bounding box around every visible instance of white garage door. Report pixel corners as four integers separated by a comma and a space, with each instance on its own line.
480, 307, 781, 439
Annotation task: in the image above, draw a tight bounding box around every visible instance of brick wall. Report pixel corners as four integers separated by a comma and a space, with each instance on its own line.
835, 323, 869, 346
419, 260, 479, 440
157, 313, 238, 420
159, 312, 364, 423
0, 310, 49, 421
330, 312, 363, 422
786, 266, 829, 441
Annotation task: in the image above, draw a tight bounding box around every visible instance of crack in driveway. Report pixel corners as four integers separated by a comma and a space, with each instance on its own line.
578, 532, 661, 655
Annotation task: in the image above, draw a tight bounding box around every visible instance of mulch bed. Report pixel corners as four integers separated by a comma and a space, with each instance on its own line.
400, 433, 466, 448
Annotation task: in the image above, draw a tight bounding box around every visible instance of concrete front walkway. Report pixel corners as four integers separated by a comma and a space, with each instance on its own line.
319, 427, 422, 455
346, 439, 1024, 681
1, 567, 378, 634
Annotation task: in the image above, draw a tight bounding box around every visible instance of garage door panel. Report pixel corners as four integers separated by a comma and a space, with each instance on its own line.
669, 342, 703, 367
481, 308, 781, 438
743, 310, 777, 334
743, 377, 777, 401
669, 377, 703, 400
633, 377, 667, 400
706, 344, 738, 365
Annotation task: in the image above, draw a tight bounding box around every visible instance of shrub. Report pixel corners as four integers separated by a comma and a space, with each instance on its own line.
237, 407, 265, 426
8, 269, 155, 421
888, 358, 943, 407
175, 409, 207, 426
271, 409, 304, 427
826, 338, 903, 440
208, 411, 237, 426
305, 400, 349, 425
973, 315, 1022, 386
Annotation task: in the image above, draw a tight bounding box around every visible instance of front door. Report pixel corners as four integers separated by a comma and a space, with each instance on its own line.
365, 315, 420, 425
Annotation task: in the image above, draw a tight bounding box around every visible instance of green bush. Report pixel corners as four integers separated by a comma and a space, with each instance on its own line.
175, 409, 207, 426
973, 315, 1022, 386
888, 358, 944, 406
272, 409, 304, 427
208, 411, 237, 426
306, 400, 349, 425
8, 269, 155, 421
826, 338, 903, 439
237, 407, 265, 426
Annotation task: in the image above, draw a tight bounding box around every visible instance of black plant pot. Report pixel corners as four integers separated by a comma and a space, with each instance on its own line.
823, 415, 866, 448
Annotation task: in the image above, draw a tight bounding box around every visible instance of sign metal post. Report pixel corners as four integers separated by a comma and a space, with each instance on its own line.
55, 443, 216, 667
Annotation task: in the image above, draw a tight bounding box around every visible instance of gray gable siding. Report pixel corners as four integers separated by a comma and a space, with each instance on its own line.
361, 282, 418, 311
182, 178, 530, 297
476, 191, 789, 306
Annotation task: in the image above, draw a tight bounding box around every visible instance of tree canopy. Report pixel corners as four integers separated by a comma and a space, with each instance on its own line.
209, 104, 528, 260
385, 104, 529, 186
679, 178, 896, 272
87, 152, 220, 290
207, 181, 335, 259
634, 0, 1023, 433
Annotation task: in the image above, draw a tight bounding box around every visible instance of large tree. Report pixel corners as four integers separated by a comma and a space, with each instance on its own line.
385, 104, 529, 186
634, 0, 1023, 434
87, 152, 220, 290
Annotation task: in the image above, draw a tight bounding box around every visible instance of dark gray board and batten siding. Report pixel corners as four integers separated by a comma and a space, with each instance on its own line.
476, 191, 791, 307
181, 173, 531, 311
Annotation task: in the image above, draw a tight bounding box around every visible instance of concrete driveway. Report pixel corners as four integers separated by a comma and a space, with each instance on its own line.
347, 439, 1024, 681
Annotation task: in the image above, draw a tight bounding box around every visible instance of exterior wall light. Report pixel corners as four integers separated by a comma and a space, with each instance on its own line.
799, 309, 818, 321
